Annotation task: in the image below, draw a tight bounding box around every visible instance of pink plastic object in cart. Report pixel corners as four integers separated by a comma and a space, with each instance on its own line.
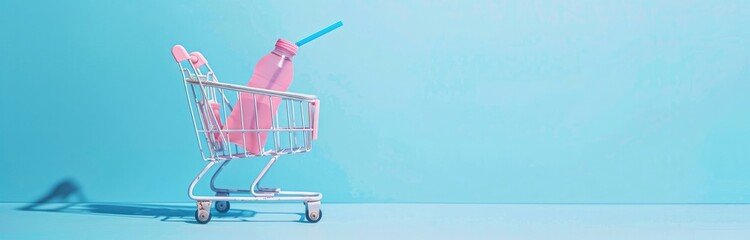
225, 39, 299, 154
198, 100, 224, 147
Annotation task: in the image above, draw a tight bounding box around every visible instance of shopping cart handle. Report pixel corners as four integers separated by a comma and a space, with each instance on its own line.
190, 52, 208, 68
172, 45, 190, 62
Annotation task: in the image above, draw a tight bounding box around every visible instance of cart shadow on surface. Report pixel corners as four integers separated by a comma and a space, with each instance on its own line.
16, 178, 307, 223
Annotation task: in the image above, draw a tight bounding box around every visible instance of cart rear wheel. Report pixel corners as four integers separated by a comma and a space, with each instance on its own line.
305, 208, 322, 223
215, 201, 230, 213
195, 209, 212, 224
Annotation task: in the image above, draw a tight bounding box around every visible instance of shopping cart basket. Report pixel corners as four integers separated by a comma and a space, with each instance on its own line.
171, 45, 322, 224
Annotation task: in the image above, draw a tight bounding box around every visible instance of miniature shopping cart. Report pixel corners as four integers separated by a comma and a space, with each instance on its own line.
171, 45, 322, 224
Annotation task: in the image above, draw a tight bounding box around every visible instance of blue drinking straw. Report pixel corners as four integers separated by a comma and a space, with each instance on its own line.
296, 21, 343, 47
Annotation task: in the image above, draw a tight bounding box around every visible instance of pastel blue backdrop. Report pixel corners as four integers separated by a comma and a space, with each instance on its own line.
1, 0, 749, 203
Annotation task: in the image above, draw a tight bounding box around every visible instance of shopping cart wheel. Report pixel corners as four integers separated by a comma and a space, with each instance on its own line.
215, 201, 230, 213
195, 209, 212, 224
305, 208, 322, 223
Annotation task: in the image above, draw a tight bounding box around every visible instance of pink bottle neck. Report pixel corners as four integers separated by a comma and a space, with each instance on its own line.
272, 38, 298, 58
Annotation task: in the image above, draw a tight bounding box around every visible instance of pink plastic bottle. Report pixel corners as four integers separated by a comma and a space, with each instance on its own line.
225, 39, 298, 154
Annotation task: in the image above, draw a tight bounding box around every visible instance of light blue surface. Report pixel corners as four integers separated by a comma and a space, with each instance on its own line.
3, 203, 750, 240
1, 0, 749, 203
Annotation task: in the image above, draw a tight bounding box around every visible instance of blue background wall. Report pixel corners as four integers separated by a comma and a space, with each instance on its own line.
1, 0, 749, 203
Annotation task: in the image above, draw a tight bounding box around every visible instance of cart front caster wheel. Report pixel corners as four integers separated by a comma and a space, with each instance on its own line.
195, 209, 212, 224
215, 201, 230, 213
305, 208, 322, 223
